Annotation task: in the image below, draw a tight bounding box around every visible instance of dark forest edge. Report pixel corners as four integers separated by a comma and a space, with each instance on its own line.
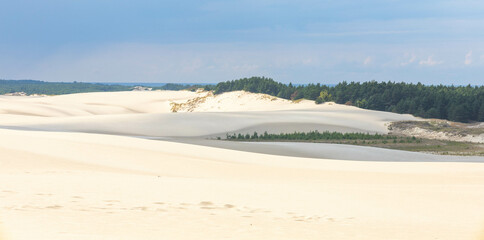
204, 77, 484, 123
222, 130, 484, 156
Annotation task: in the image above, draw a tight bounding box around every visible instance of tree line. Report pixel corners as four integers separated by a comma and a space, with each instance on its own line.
0, 80, 211, 95
225, 130, 417, 142
207, 77, 484, 122
0, 80, 132, 95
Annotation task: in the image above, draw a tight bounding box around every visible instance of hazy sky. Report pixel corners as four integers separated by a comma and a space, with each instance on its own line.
1, 0, 484, 84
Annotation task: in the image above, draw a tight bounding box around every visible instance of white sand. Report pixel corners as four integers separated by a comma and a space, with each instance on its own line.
0, 90, 314, 117
0, 90, 199, 116
0, 91, 415, 136
1, 91, 483, 240
171, 139, 484, 162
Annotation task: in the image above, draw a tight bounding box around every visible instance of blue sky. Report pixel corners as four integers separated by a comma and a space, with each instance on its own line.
1, 0, 484, 84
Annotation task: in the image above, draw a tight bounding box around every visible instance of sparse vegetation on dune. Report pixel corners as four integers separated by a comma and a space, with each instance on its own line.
391, 120, 484, 135
390, 120, 484, 143
170, 92, 214, 112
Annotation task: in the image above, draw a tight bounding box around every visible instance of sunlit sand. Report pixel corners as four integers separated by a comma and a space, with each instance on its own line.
1, 91, 483, 240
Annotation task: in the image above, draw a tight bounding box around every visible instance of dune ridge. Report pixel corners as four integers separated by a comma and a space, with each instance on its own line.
0, 90, 483, 240
0, 90, 316, 117
0, 91, 415, 136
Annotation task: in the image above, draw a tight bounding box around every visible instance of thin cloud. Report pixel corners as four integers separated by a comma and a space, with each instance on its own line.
305, 30, 416, 37
6, 42, 483, 85
363, 56, 372, 65
465, 51, 472, 65
401, 54, 416, 66
419, 56, 443, 66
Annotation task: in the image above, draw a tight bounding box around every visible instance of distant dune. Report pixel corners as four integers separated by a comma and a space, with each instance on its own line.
0, 90, 483, 240
0, 90, 415, 136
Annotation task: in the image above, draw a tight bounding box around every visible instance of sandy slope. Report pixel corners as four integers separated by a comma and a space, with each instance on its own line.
0, 90, 197, 116
0, 90, 315, 117
1, 91, 483, 240
0, 91, 415, 136
170, 139, 484, 162
1, 129, 484, 240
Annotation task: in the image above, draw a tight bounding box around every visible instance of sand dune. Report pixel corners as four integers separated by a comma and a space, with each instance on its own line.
0, 110, 411, 137
1, 129, 484, 240
0, 91, 198, 116
0, 90, 315, 117
170, 138, 484, 162
1, 91, 483, 240
0, 91, 415, 136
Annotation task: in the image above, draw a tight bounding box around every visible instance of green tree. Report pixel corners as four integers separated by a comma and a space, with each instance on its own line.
315, 90, 332, 104
478, 104, 484, 122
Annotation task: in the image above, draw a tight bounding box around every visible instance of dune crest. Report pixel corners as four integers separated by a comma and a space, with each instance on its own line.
0, 91, 415, 136
0, 90, 316, 117
0, 90, 483, 240
170, 91, 316, 112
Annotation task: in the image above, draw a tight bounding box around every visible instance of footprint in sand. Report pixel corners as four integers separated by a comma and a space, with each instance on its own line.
132, 206, 148, 211
45, 205, 63, 209
36, 193, 53, 196
199, 201, 213, 206
199, 201, 216, 209
200, 206, 215, 209
104, 200, 120, 205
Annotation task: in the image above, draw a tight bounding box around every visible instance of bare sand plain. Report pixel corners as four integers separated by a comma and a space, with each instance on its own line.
1, 90, 484, 240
